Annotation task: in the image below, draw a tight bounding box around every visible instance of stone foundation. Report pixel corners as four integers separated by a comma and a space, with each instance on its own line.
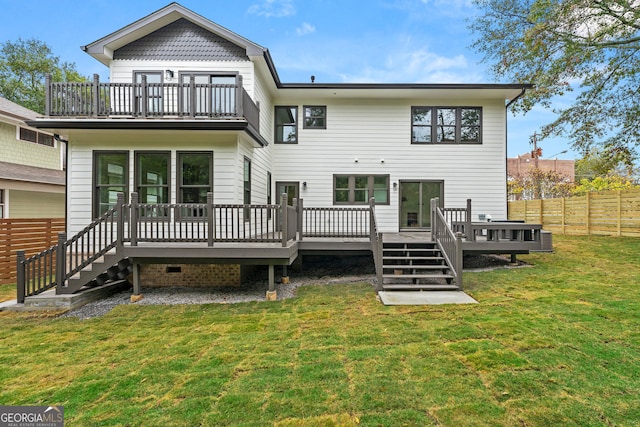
139, 264, 242, 288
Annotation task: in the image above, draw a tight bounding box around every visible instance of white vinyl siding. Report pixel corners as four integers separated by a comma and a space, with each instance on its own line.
271, 97, 507, 232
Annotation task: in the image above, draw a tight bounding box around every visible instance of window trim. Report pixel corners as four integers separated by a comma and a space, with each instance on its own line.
18, 127, 55, 147
93, 151, 129, 219
0, 189, 5, 218
274, 105, 298, 144
133, 70, 164, 115
177, 151, 213, 202
243, 156, 251, 221
302, 105, 327, 129
333, 174, 390, 205
134, 151, 171, 218
411, 106, 482, 145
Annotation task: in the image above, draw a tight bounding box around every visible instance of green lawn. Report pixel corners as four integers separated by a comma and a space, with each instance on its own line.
1, 235, 639, 426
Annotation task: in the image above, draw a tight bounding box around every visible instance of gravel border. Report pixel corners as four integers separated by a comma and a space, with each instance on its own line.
59, 254, 523, 320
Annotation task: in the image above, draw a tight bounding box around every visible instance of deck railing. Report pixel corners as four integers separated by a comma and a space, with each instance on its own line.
431, 198, 464, 289
45, 74, 260, 131
16, 193, 377, 301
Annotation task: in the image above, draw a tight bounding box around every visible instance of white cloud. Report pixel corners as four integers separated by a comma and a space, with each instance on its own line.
248, 0, 295, 18
296, 22, 316, 36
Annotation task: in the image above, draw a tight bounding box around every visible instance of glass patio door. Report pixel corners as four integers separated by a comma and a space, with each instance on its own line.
399, 181, 443, 229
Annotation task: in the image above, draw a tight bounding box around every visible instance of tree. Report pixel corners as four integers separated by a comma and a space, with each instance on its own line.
470, 0, 640, 159
575, 147, 638, 180
508, 168, 575, 200
0, 38, 86, 114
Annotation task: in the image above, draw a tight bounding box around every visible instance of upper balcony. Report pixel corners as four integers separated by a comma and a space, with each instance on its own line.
43, 74, 261, 137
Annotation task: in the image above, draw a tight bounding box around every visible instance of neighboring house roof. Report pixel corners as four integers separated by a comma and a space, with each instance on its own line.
0, 161, 65, 186
114, 18, 249, 61
0, 96, 38, 122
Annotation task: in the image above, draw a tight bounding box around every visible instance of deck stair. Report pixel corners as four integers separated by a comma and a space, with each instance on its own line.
66, 252, 133, 294
381, 241, 459, 291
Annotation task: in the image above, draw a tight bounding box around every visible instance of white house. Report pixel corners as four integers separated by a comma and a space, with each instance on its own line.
24, 3, 542, 300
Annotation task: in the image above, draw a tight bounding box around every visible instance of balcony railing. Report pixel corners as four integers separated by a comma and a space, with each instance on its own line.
44, 74, 260, 130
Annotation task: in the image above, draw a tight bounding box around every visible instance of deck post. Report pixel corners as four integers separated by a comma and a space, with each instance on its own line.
55, 232, 67, 290
130, 192, 138, 246
266, 264, 277, 301
116, 193, 125, 255
466, 199, 474, 241
281, 193, 288, 247
235, 75, 243, 118
45, 74, 51, 117
430, 198, 438, 242
140, 75, 148, 117
207, 192, 214, 247
189, 75, 196, 118
298, 198, 304, 241
132, 263, 141, 295
455, 232, 464, 290
376, 232, 384, 291
292, 198, 298, 242
16, 250, 25, 304
92, 74, 100, 117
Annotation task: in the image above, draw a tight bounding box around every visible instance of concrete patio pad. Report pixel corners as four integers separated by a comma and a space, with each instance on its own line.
378, 291, 478, 306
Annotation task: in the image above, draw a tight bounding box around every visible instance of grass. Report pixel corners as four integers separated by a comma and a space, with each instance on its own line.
0, 234, 639, 426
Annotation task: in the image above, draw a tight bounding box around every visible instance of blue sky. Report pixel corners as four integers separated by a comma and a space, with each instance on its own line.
0, 0, 577, 159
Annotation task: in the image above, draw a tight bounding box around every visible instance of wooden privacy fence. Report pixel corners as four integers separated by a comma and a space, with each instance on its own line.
0, 218, 65, 285
508, 189, 640, 237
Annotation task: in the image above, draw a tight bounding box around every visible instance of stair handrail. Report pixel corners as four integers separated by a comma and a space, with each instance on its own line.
16, 194, 125, 302
61, 196, 124, 287
431, 198, 464, 289
369, 197, 384, 291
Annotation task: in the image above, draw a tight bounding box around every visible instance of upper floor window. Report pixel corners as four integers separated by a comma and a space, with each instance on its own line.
180, 73, 237, 115
334, 175, 390, 205
19, 128, 54, 147
134, 71, 163, 115
303, 105, 326, 129
412, 107, 482, 144
275, 106, 298, 144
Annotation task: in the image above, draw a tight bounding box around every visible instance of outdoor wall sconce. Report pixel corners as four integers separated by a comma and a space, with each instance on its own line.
303, 182, 307, 189
354, 158, 359, 163
393, 182, 398, 189
165, 70, 174, 79
380, 158, 385, 163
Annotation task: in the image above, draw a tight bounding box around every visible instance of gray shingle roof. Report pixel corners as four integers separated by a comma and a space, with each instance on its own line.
0, 161, 65, 186
0, 97, 39, 121
114, 18, 250, 61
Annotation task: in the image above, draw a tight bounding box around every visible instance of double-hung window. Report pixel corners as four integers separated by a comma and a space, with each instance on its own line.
178, 152, 213, 219
275, 106, 298, 143
243, 157, 251, 221
135, 152, 170, 218
93, 151, 129, 218
334, 175, 390, 205
412, 107, 482, 144
0, 189, 4, 218
303, 105, 326, 129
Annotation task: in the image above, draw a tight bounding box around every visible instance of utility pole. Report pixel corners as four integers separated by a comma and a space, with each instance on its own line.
530, 132, 542, 199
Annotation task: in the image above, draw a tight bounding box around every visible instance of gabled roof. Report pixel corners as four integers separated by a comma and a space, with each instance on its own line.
0, 96, 39, 122
0, 161, 65, 186
83, 2, 268, 65
113, 18, 249, 61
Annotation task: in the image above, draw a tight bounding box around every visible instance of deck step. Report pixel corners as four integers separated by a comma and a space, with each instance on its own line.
383, 265, 448, 270
381, 284, 460, 291
383, 273, 454, 279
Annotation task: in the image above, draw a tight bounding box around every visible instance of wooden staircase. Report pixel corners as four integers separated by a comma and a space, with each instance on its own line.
381, 241, 459, 291
65, 252, 133, 294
